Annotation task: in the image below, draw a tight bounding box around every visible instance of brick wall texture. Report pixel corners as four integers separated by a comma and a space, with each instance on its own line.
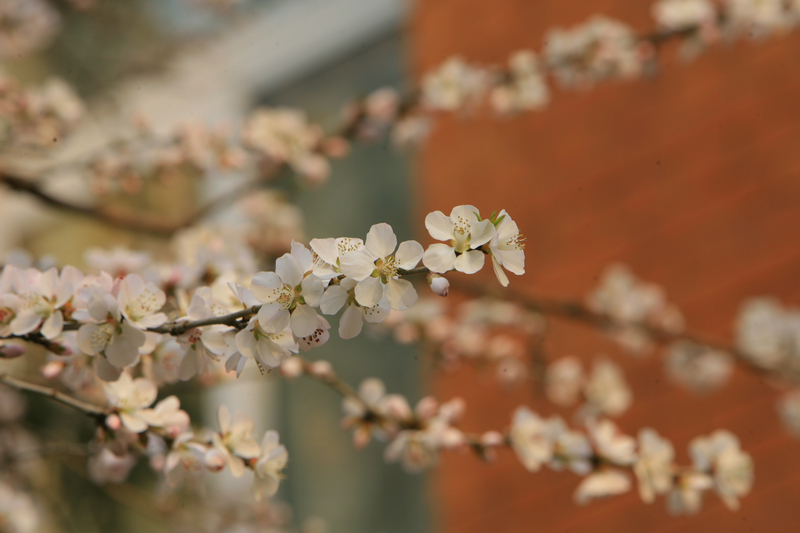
409, 1, 800, 532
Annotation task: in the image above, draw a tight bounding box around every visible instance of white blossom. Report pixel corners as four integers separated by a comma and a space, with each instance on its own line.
232, 317, 298, 376
583, 358, 632, 418
420, 57, 490, 111
689, 430, 754, 511
76, 286, 146, 370
490, 50, 550, 114
545, 356, 585, 406
252, 430, 288, 500
588, 418, 637, 466
422, 205, 495, 275
634, 428, 675, 503
320, 277, 390, 339
117, 274, 168, 330
652, 0, 717, 30
488, 210, 525, 287
251, 242, 324, 338
510, 407, 557, 471
103, 373, 159, 433
8, 266, 76, 340
574, 470, 632, 505
665, 341, 733, 392
211, 405, 261, 478
339, 223, 423, 311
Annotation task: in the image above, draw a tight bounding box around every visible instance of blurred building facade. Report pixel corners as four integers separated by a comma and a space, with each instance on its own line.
410, 1, 800, 532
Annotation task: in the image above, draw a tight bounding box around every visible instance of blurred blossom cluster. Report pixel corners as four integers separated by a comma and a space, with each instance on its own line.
587, 264, 684, 353
381, 295, 543, 387
0, 0, 797, 522
545, 16, 648, 89
511, 409, 753, 514
545, 356, 633, 418
0, 75, 83, 149
0, 0, 60, 59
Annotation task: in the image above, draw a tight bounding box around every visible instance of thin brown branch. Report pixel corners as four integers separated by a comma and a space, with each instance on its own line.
0, 173, 271, 238
450, 279, 792, 383
0, 373, 109, 418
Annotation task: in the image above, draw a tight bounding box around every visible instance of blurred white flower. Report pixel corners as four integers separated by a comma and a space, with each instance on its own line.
634, 428, 675, 503
574, 470, 632, 505
665, 341, 733, 392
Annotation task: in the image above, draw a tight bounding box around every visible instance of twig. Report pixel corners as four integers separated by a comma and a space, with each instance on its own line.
0, 373, 108, 418
0, 173, 271, 238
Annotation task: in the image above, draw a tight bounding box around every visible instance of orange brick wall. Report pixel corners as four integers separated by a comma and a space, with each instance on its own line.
410, 1, 800, 532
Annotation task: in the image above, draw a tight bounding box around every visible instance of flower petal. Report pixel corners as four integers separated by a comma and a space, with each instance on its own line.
385, 278, 418, 311
275, 254, 304, 288
365, 223, 397, 259
362, 298, 390, 324
425, 211, 455, 241
300, 274, 324, 307
290, 241, 313, 271
423, 244, 456, 273
339, 305, 364, 339
41, 310, 63, 340
354, 276, 384, 308
339, 250, 377, 281
250, 272, 284, 303
290, 304, 320, 338
491, 255, 510, 287
320, 285, 348, 315
258, 305, 290, 334
310, 238, 339, 266
454, 250, 485, 274
470, 219, 496, 248
395, 240, 424, 270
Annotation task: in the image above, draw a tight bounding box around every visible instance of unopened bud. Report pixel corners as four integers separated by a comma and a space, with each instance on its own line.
308, 360, 333, 378
0, 344, 25, 359
204, 448, 227, 471
481, 431, 504, 447
105, 414, 122, 431
41, 360, 65, 379
427, 273, 450, 297
279, 357, 304, 379
415, 396, 438, 420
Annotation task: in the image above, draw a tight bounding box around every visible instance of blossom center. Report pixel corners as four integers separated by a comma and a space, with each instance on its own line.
376, 256, 398, 280
91, 323, 115, 353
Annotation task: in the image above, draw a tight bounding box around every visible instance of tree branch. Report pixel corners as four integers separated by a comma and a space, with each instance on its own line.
0, 373, 108, 418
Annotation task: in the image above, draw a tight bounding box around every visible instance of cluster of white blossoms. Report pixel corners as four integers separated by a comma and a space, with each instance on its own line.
380, 296, 544, 386
0, 0, 60, 59
0, 208, 522, 374
664, 340, 734, 393
0, 74, 84, 149
587, 264, 685, 353
87, 373, 288, 498
736, 297, 800, 438
510, 408, 753, 513
545, 16, 646, 89
545, 356, 633, 418
242, 107, 332, 185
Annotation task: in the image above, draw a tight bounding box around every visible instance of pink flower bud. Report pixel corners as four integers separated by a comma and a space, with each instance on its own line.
279, 357, 304, 379
382, 394, 412, 420
427, 273, 450, 297
308, 360, 333, 378
41, 360, 65, 379
204, 449, 227, 471
481, 431, 504, 447
105, 414, 122, 431
0, 344, 25, 359
415, 396, 439, 420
